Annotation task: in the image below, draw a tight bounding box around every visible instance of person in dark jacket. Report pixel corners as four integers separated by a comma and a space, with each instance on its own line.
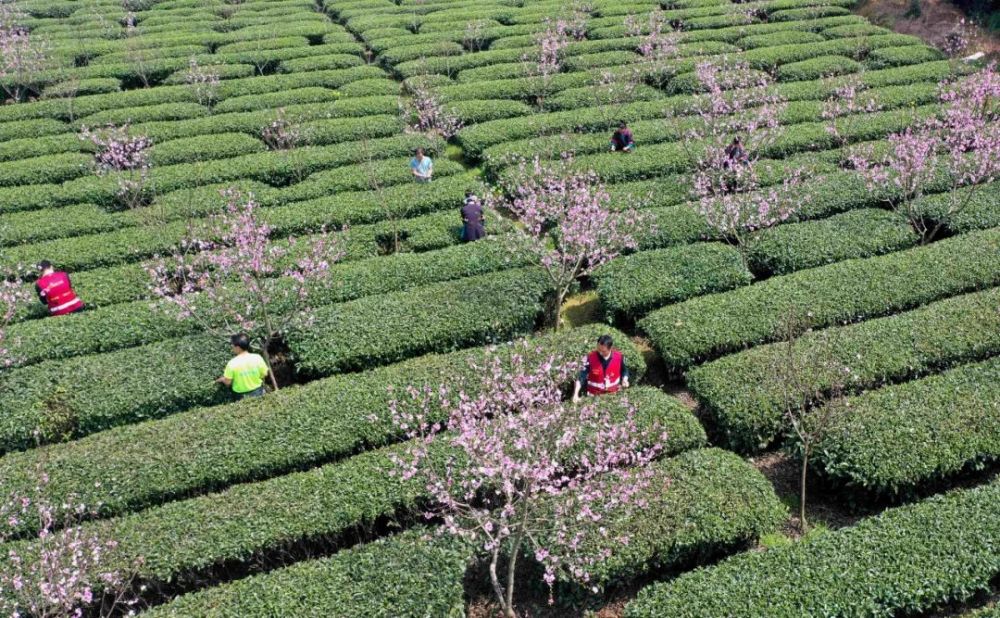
460, 191, 486, 242
35, 260, 84, 316
610, 120, 635, 152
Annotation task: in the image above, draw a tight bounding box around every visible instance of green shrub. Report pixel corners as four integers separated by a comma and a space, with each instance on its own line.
769, 5, 852, 20
150, 132, 267, 166
746, 208, 919, 277
278, 53, 368, 73
0, 133, 82, 162
448, 98, 533, 123
212, 87, 340, 113
336, 78, 401, 97
215, 35, 311, 54
146, 531, 469, 618
625, 478, 1000, 617
214, 66, 386, 100
279, 156, 465, 201
0, 326, 652, 520
822, 23, 892, 37
0, 119, 69, 142
741, 33, 929, 70
812, 356, 1000, 495
776, 54, 862, 81
685, 285, 1000, 452
0, 444, 775, 606
867, 44, 945, 69
737, 30, 825, 49
593, 243, 752, 324
641, 227, 1000, 378
41, 77, 121, 98
74, 102, 210, 127
378, 40, 465, 65
563, 448, 786, 588
0, 152, 92, 187
913, 181, 1000, 234
0, 202, 125, 247
288, 267, 551, 375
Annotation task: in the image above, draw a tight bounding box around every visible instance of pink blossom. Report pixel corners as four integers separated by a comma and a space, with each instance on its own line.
0, 1, 48, 102
78, 123, 153, 210
385, 346, 664, 615
148, 188, 344, 390
488, 155, 640, 328
402, 84, 463, 139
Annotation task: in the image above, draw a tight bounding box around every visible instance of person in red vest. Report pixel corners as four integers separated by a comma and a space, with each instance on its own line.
35, 260, 84, 316
572, 334, 630, 403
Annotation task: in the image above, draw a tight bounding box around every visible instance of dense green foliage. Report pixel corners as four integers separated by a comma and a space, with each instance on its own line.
625, 479, 1000, 617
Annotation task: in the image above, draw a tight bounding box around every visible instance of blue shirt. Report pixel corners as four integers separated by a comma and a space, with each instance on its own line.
410, 156, 433, 178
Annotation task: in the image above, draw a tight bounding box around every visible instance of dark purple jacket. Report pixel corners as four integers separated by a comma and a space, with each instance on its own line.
461, 198, 486, 242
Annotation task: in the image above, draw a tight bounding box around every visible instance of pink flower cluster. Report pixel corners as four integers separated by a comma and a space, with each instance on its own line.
0, 1, 48, 102
387, 345, 665, 613
490, 155, 639, 328
403, 85, 463, 139
148, 188, 343, 376
0, 275, 30, 369
850, 64, 1000, 240
685, 58, 806, 260
183, 57, 221, 106
533, 19, 572, 79
821, 73, 881, 146
0, 474, 135, 618
261, 108, 302, 150
79, 123, 153, 210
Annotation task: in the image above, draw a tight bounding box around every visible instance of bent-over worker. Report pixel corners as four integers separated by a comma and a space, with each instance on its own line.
216, 333, 269, 400
35, 260, 84, 316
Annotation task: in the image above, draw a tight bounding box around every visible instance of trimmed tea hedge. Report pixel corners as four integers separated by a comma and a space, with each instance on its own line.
0, 446, 776, 606
593, 243, 751, 324
561, 448, 786, 588
686, 286, 1000, 452
914, 181, 1000, 234
641, 227, 1000, 373
145, 530, 469, 618
811, 356, 1000, 495
625, 478, 1000, 617
746, 208, 919, 277
288, 267, 550, 375
0, 327, 655, 520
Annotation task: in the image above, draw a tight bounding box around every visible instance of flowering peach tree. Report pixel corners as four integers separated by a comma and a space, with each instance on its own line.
388, 347, 664, 617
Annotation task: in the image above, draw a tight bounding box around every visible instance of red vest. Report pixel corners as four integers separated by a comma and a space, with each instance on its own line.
37, 271, 83, 316
586, 350, 622, 396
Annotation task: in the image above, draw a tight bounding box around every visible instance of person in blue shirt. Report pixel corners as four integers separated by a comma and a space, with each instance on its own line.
410, 147, 433, 182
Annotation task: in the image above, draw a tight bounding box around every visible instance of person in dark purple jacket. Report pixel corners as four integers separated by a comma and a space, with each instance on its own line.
460, 191, 486, 242
610, 120, 635, 152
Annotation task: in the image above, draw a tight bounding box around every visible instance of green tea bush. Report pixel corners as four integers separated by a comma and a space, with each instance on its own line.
776, 54, 862, 81
685, 286, 1000, 452
625, 479, 1000, 617
593, 243, 751, 324
746, 208, 919, 277
639, 227, 1000, 376
812, 356, 1000, 495
288, 267, 550, 375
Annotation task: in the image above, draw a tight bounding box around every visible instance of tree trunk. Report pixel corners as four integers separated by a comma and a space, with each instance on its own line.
489, 549, 510, 618
799, 450, 809, 533
504, 535, 522, 618
259, 340, 281, 391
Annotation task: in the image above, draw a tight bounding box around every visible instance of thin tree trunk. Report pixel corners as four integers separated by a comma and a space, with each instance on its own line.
799, 449, 809, 533
489, 548, 509, 618
504, 535, 522, 618
259, 342, 281, 391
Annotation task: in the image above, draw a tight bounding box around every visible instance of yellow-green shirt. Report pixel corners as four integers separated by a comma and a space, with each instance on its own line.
224, 353, 268, 393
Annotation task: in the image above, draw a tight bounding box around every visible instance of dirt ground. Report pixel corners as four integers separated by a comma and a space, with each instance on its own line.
856, 0, 1000, 56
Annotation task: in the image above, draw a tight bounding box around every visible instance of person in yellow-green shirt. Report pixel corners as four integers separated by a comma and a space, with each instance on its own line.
216, 333, 269, 400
